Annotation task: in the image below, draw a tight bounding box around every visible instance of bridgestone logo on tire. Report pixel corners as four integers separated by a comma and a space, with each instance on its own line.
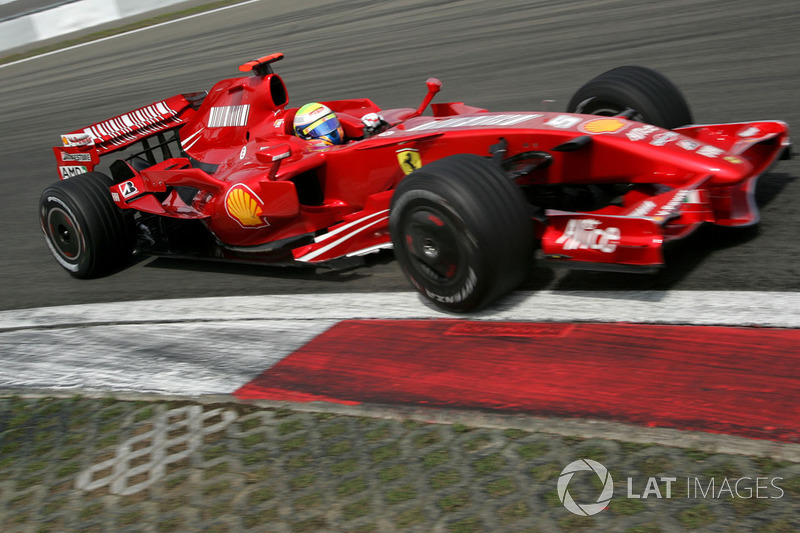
425, 267, 477, 305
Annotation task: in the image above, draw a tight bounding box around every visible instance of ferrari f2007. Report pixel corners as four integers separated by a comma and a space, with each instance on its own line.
41, 53, 791, 311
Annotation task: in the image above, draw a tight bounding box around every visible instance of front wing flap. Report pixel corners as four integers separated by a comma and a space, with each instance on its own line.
542, 175, 715, 270
542, 212, 665, 270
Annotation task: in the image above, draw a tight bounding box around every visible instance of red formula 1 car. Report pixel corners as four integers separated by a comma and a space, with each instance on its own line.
41, 53, 791, 311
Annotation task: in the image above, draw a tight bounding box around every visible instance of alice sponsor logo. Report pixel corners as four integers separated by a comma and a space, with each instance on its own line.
555, 219, 621, 253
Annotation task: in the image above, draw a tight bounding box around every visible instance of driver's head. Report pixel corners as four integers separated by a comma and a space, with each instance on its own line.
293, 103, 344, 145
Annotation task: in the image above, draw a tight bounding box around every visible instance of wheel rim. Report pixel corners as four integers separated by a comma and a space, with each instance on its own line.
579, 99, 644, 122
46, 207, 82, 261
403, 207, 464, 285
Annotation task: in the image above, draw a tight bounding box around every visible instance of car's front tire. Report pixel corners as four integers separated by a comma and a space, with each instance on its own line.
40, 172, 135, 278
389, 154, 534, 313
567, 65, 693, 129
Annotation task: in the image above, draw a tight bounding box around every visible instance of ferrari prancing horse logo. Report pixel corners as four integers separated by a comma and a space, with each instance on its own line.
396, 148, 422, 175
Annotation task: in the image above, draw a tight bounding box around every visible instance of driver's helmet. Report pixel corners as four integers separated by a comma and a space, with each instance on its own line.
293, 103, 344, 145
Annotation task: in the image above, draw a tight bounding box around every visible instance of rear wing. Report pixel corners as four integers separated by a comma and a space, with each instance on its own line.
52, 92, 205, 180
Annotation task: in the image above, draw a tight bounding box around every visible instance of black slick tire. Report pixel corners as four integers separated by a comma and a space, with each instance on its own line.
40, 172, 135, 278
567, 65, 693, 129
389, 154, 533, 313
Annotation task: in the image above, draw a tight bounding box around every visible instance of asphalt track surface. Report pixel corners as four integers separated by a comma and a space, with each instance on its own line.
1, 0, 799, 311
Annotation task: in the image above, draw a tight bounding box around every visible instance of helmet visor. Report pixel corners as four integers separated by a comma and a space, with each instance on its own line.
301, 114, 340, 140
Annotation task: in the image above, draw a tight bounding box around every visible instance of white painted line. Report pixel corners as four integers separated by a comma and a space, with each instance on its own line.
0, 0, 262, 70
2, 290, 799, 330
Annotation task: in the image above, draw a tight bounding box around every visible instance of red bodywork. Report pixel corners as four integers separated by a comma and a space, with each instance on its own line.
52, 54, 791, 271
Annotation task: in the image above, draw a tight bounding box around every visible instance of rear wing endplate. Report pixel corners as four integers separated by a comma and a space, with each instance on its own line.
52, 92, 205, 179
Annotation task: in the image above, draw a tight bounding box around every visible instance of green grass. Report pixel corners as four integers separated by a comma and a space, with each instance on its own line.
241, 433, 265, 447
430, 469, 460, 490
396, 506, 426, 528
624, 524, 661, 533
326, 440, 353, 456
203, 444, 227, 461
517, 441, 549, 459
320, 421, 347, 438
364, 425, 391, 442
497, 501, 529, 523
294, 492, 323, 510
730, 496, 769, 518
278, 419, 304, 435
486, 476, 516, 497
385, 484, 416, 504
701, 459, 742, 479
413, 430, 441, 448
330, 458, 358, 476
379, 464, 407, 483
678, 504, 716, 529
203, 461, 230, 479
438, 491, 470, 512
531, 462, 562, 482
610, 497, 645, 516
133, 406, 154, 422
343, 499, 371, 520
473, 453, 505, 475
55, 462, 81, 478
337, 476, 367, 496
202, 479, 230, 495
280, 434, 308, 452
463, 434, 491, 451
423, 448, 450, 468
242, 448, 271, 465
289, 472, 316, 490
575, 445, 608, 463
638, 455, 672, 477
503, 428, 529, 440
371, 443, 400, 463
248, 486, 275, 505
286, 453, 312, 470
448, 516, 483, 533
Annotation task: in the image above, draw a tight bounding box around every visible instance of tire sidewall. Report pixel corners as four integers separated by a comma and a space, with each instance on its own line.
40, 188, 93, 276
390, 185, 490, 312
567, 66, 692, 130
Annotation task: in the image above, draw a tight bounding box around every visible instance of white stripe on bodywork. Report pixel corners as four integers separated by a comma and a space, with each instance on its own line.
314, 209, 390, 243
346, 242, 394, 257
295, 215, 389, 262
181, 128, 203, 148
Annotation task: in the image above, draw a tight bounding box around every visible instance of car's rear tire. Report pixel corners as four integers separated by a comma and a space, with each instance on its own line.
40, 172, 135, 278
567, 65, 693, 129
389, 154, 534, 313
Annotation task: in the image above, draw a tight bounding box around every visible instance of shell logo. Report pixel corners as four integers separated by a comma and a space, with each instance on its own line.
580, 118, 629, 134
225, 184, 270, 228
